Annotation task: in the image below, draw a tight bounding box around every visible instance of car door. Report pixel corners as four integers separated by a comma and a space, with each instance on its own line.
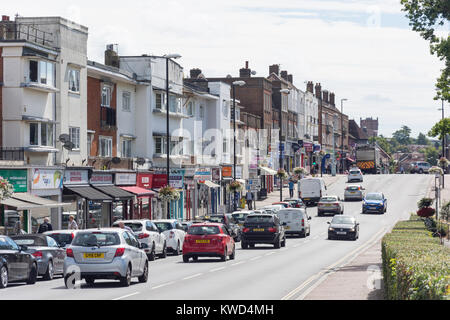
1, 237, 19, 281
46, 236, 65, 273
151, 222, 164, 252
5, 237, 28, 281
127, 231, 143, 275
175, 222, 186, 246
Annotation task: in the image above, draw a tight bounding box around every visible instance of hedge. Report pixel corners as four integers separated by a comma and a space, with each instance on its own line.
382, 215, 450, 300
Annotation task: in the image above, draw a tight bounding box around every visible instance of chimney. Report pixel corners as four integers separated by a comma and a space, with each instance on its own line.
315, 83, 322, 99
105, 44, 120, 68
307, 81, 314, 93
280, 71, 288, 81
239, 61, 251, 78
330, 93, 335, 106
287, 74, 293, 83
190, 68, 202, 79
269, 64, 279, 76
2, 15, 10, 21
322, 90, 329, 103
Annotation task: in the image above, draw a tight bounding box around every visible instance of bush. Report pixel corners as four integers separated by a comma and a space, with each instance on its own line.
417, 207, 436, 218
382, 215, 450, 300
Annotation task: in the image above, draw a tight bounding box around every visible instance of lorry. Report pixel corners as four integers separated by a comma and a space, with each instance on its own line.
355, 144, 381, 174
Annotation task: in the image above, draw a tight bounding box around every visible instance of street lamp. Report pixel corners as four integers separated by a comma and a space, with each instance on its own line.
341, 98, 348, 174
279, 88, 291, 201
232, 80, 246, 211
331, 114, 338, 177
163, 53, 181, 218
438, 99, 446, 188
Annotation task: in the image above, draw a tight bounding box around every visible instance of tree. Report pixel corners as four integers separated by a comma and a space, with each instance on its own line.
416, 132, 429, 145
369, 136, 392, 155
428, 118, 450, 140
401, 0, 450, 102
392, 125, 412, 145
422, 145, 439, 166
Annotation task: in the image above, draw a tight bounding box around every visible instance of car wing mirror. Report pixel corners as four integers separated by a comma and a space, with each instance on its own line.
19, 245, 28, 251
327, 222, 331, 225
140, 243, 149, 249
308, 217, 312, 220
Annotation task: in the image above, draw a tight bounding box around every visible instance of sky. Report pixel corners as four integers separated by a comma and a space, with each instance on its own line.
3, 0, 448, 138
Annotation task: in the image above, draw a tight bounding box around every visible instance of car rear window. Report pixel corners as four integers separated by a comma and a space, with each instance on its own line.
188, 226, 220, 235
246, 215, 273, 223
350, 170, 360, 174
346, 186, 360, 191
208, 216, 225, 224
154, 222, 173, 231
321, 197, 338, 202
11, 236, 46, 246
47, 233, 73, 246
366, 194, 383, 200
232, 213, 249, 223
112, 223, 143, 232
72, 232, 120, 247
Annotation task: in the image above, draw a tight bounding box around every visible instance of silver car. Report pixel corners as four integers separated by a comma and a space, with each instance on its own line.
11, 234, 66, 281
344, 185, 365, 201
63, 228, 149, 287
317, 196, 344, 216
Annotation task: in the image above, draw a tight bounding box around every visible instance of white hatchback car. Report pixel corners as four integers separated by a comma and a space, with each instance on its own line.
347, 168, 363, 183
152, 219, 186, 256
112, 220, 167, 261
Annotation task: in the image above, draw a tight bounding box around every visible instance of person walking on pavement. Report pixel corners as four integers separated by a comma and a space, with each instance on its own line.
38, 217, 53, 233
288, 180, 295, 198
246, 190, 253, 210
68, 215, 78, 230
115, 221, 134, 234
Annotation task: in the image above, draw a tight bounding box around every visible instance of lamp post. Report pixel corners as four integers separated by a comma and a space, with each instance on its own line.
331, 114, 338, 177
163, 53, 181, 218
279, 89, 291, 201
232, 80, 246, 211
438, 99, 445, 188
341, 98, 348, 174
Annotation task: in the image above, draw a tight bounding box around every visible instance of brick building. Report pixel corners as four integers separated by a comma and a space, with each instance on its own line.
360, 117, 379, 138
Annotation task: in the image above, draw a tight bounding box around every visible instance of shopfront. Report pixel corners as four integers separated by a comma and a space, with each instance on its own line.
122, 172, 157, 220
152, 169, 185, 220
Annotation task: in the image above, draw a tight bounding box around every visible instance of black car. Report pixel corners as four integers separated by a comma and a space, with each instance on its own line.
203, 214, 241, 242
328, 215, 360, 241
283, 198, 306, 209
0, 235, 38, 289
241, 214, 286, 249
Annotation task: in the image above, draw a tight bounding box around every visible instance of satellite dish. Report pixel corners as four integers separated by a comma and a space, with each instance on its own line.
63, 141, 75, 151
111, 157, 121, 164
59, 134, 70, 143
136, 158, 146, 166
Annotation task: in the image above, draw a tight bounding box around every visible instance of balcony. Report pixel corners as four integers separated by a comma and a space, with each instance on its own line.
0, 21, 53, 47
0, 147, 25, 161
100, 106, 117, 130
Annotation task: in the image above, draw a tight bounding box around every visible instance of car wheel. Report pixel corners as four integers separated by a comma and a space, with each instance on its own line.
419, 169, 423, 174
173, 241, 181, 256
300, 230, 306, 238
183, 255, 190, 263
138, 262, 148, 283
230, 246, 236, 260
193, 256, 198, 262
281, 237, 286, 247
85, 277, 95, 286
0, 266, 8, 289
220, 247, 227, 261
120, 265, 132, 287
148, 243, 156, 261
241, 241, 248, 249
249, 244, 255, 248
43, 260, 54, 281
274, 237, 281, 249
318, 212, 323, 217
328, 236, 333, 240
159, 242, 167, 258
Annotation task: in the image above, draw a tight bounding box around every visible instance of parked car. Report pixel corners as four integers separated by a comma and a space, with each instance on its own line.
328, 215, 360, 240
277, 208, 311, 238
272, 202, 291, 208
283, 198, 306, 209
241, 214, 286, 249
44, 230, 79, 248
344, 185, 365, 201
347, 168, 363, 182
112, 220, 167, 261
298, 177, 327, 206
261, 205, 284, 214
231, 211, 253, 230
203, 214, 241, 243
182, 223, 235, 263
152, 219, 186, 255
362, 193, 387, 214
317, 196, 344, 216
0, 236, 37, 289
63, 228, 149, 287
410, 161, 431, 174
181, 221, 195, 232
11, 234, 66, 281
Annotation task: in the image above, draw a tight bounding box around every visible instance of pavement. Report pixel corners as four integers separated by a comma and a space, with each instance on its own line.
428, 175, 450, 248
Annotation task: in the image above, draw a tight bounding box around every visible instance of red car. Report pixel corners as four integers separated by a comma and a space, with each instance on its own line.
272, 202, 291, 208
182, 223, 235, 263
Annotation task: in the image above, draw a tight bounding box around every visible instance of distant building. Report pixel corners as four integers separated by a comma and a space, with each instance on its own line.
360, 117, 379, 138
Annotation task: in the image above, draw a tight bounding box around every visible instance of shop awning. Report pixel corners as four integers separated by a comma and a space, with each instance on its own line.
64, 186, 113, 201
0, 198, 41, 210
11, 193, 71, 208
120, 186, 157, 197
259, 166, 277, 175
201, 181, 220, 188
92, 185, 134, 201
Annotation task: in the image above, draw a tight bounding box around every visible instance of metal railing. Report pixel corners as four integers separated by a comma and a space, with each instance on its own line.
0, 147, 25, 161
0, 21, 53, 47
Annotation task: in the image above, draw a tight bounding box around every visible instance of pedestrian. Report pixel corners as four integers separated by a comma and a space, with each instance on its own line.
68, 215, 78, 230
13, 220, 25, 235
38, 217, 53, 233
246, 190, 253, 210
115, 221, 134, 234
288, 180, 294, 198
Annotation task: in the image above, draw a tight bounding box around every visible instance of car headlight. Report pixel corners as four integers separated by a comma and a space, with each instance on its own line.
329, 228, 335, 231
349, 228, 355, 232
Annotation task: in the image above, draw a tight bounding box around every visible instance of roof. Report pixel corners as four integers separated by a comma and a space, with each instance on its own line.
63, 186, 112, 201
91, 185, 134, 201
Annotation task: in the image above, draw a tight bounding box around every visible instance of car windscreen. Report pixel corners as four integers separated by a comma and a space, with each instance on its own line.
47, 233, 73, 246
154, 222, 173, 232
320, 197, 337, 202
11, 236, 46, 246
72, 232, 120, 247
188, 226, 220, 235
207, 216, 225, 224
112, 223, 143, 232
346, 186, 360, 191
246, 215, 273, 223
365, 194, 383, 200
331, 216, 355, 224
232, 213, 249, 223
350, 170, 360, 174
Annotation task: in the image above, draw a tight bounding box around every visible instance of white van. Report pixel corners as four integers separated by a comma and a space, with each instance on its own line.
298, 178, 327, 206
277, 208, 311, 238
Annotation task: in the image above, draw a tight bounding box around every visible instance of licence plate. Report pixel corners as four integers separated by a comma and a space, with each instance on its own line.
196, 240, 210, 244
83, 253, 104, 259
349, 192, 356, 194
285, 226, 290, 230
325, 204, 332, 207
253, 228, 265, 232
336, 232, 347, 235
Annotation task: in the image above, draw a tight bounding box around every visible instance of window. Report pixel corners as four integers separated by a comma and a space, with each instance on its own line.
29, 61, 38, 82
170, 138, 183, 155
68, 69, 80, 93
69, 127, 80, 150
155, 137, 165, 154
187, 101, 194, 117
99, 136, 113, 157
223, 139, 227, 153
155, 93, 163, 110
122, 139, 132, 158
40, 123, 54, 146
223, 100, 228, 118
199, 105, 204, 119
29, 60, 54, 86
169, 95, 177, 112
122, 92, 131, 111
87, 133, 93, 157
29, 123, 39, 146
101, 85, 112, 107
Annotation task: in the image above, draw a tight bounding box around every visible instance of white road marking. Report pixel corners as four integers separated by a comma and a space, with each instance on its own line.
250, 256, 262, 261
152, 281, 175, 289
112, 292, 140, 300
231, 261, 245, 266
265, 252, 276, 256
183, 273, 203, 280
293, 244, 301, 248
210, 267, 226, 273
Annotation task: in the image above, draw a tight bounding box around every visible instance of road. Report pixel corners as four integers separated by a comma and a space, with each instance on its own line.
0, 174, 433, 300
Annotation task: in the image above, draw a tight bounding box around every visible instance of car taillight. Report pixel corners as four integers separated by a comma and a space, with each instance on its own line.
302, 219, 305, 227
138, 233, 150, 239
268, 227, 277, 233
32, 251, 42, 258
71, 233, 75, 239
243, 228, 250, 233
169, 231, 175, 238
66, 248, 74, 258
115, 248, 125, 257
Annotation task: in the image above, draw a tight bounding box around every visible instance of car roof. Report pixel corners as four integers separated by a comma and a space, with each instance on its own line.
113, 220, 149, 224
10, 234, 47, 240
190, 222, 224, 227
44, 230, 79, 234
273, 202, 289, 204
152, 219, 177, 223
76, 228, 125, 233
333, 215, 355, 219
366, 192, 382, 195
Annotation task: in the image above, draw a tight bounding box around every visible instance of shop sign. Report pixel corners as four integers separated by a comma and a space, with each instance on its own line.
304, 142, 314, 152
32, 169, 63, 190
137, 173, 154, 189
221, 165, 232, 178
0, 169, 27, 192
152, 172, 184, 189
90, 173, 113, 185
115, 173, 137, 186
63, 170, 89, 185
194, 168, 212, 181
212, 168, 221, 181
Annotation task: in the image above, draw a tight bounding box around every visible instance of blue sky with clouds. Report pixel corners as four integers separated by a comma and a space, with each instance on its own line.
2, 0, 448, 137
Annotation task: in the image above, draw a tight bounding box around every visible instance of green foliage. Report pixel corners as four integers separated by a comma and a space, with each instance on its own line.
393, 125, 412, 145
441, 201, 450, 221
418, 197, 433, 209
417, 132, 429, 145
428, 118, 450, 140
422, 145, 439, 165
401, 0, 450, 102
382, 215, 450, 300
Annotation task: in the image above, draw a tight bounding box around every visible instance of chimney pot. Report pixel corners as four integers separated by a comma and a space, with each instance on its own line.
287, 74, 293, 83
280, 71, 288, 81
245, 61, 249, 69
2, 15, 10, 21
190, 68, 202, 79
269, 64, 279, 76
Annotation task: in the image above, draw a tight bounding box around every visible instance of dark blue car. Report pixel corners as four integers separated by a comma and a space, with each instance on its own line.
362, 193, 387, 214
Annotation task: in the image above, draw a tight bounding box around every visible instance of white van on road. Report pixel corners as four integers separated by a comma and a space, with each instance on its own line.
298, 178, 327, 206
277, 208, 311, 238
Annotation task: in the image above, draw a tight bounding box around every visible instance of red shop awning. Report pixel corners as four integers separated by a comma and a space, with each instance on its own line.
119, 186, 157, 197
